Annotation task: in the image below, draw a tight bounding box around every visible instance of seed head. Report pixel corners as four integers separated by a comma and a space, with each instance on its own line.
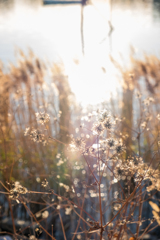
70, 137, 86, 151
92, 122, 104, 136
103, 119, 112, 129
35, 112, 50, 125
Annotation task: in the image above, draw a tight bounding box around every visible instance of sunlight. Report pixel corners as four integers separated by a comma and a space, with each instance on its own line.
1, 1, 160, 239
64, 54, 119, 105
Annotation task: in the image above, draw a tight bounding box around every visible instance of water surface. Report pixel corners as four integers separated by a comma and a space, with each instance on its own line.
0, 0, 160, 104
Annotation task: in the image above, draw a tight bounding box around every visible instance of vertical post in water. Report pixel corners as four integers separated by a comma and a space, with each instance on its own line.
109, 0, 112, 26
81, 2, 84, 55
108, 0, 113, 52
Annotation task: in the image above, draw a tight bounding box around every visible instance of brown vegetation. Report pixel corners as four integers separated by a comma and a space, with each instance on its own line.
0, 51, 160, 239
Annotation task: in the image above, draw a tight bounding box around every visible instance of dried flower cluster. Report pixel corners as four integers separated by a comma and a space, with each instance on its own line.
24, 127, 47, 145
35, 112, 50, 125
41, 179, 49, 188
9, 181, 28, 202
92, 111, 114, 136
69, 137, 86, 152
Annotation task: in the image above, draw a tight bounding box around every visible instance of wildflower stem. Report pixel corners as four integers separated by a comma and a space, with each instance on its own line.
103, 180, 142, 229
72, 188, 87, 240
8, 197, 17, 239
98, 184, 103, 240
136, 187, 142, 238
49, 136, 67, 145
0, 181, 10, 192
97, 135, 103, 239
29, 190, 96, 223
59, 212, 67, 240
22, 201, 56, 240
83, 154, 98, 184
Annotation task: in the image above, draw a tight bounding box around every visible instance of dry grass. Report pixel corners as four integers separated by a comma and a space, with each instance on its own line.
0, 50, 160, 240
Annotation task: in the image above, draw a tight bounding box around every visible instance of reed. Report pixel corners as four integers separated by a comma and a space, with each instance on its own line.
0, 51, 160, 240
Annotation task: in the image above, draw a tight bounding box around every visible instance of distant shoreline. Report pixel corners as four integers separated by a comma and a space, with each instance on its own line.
43, 0, 87, 5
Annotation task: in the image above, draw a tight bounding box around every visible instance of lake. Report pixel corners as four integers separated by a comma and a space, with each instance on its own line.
0, 0, 160, 105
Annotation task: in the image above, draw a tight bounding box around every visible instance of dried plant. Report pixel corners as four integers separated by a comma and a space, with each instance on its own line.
1, 51, 160, 240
